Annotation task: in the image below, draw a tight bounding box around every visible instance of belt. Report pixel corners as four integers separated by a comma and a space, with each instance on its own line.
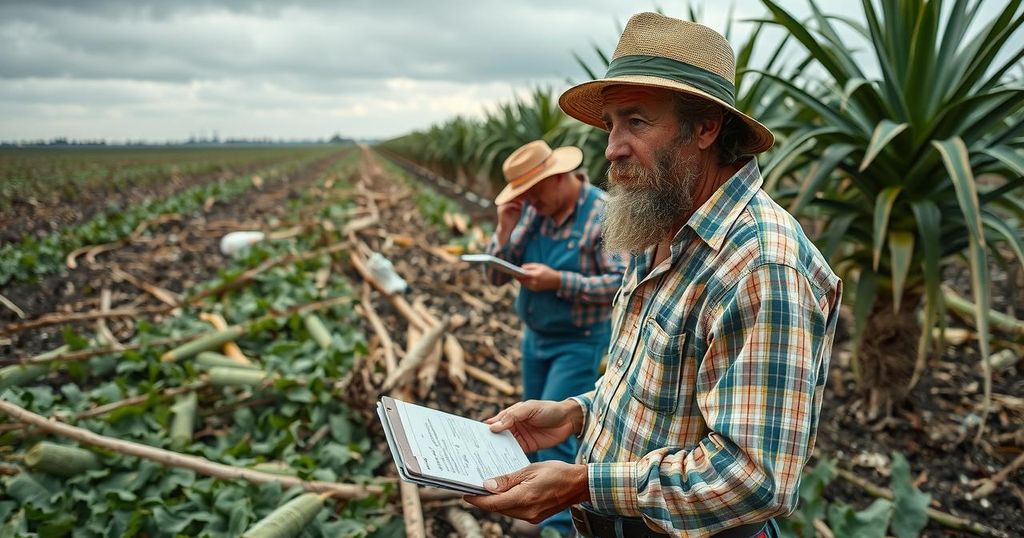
570, 506, 769, 538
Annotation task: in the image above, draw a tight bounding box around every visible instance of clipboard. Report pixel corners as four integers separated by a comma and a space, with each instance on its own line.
459, 253, 528, 277
376, 393, 528, 495
377, 396, 491, 495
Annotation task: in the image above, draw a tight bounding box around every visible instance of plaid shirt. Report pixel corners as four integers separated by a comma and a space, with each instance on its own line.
486, 183, 626, 327
572, 159, 842, 536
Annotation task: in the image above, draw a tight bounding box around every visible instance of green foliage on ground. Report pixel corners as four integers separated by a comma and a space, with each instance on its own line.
1, 152, 403, 537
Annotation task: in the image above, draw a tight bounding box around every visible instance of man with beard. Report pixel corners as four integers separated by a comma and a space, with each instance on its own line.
484, 139, 626, 537
466, 13, 842, 538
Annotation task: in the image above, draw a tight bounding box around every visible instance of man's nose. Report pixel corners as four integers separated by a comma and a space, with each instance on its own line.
605, 125, 630, 162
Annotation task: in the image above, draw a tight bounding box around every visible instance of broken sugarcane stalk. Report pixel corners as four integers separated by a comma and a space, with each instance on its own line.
20, 336, 194, 365
1, 305, 172, 336
199, 312, 251, 365
207, 367, 272, 387
169, 391, 198, 449
0, 292, 27, 319
161, 325, 247, 362
943, 286, 1024, 340
96, 288, 123, 351
412, 303, 445, 398
833, 467, 1007, 537
360, 283, 397, 373
25, 441, 101, 477
111, 268, 182, 307
382, 316, 449, 392
0, 398, 386, 499
242, 492, 328, 538
400, 481, 427, 538
445, 506, 484, 538
196, 351, 260, 370
444, 334, 467, 390
162, 295, 354, 364
0, 345, 69, 390
303, 313, 333, 350
459, 363, 516, 396
440, 283, 492, 313
341, 214, 380, 236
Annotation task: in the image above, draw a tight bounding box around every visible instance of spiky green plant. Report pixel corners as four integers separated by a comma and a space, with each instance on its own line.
758, 0, 1024, 431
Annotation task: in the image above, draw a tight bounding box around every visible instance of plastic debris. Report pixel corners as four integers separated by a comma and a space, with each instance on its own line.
220, 231, 265, 256
366, 252, 408, 294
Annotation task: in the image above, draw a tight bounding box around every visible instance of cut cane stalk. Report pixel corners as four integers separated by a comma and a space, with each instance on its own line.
195, 351, 261, 371
161, 326, 246, 362
25, 441, 100, 477
242, 492, 326, 538
303, 314, 333, 350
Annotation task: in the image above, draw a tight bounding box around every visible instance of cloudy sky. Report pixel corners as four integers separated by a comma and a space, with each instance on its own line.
1, 1, 845, 142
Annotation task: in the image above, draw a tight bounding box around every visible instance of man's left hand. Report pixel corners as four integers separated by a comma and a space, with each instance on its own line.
515, 263, 561, 291
464, 461, 589, 524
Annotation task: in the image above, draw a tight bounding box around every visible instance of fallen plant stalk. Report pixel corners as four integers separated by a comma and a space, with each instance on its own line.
0, 398, 385, 499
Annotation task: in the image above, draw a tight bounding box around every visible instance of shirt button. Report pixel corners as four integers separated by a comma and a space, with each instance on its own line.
617, 358, 624, 367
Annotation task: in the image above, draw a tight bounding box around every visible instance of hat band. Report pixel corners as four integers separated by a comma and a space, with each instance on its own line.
507, 155, 554, 186
605, 54, 736, 106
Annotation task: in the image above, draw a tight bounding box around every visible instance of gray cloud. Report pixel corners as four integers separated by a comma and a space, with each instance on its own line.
1, 0, 782, 141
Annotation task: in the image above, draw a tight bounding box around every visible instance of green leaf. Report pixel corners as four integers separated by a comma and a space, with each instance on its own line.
4, 472, 61, 508
933, 136, 993, 434
888, 231, 915, 312
982, 146, 1024, 176
850, 270, 878, 376
827, 498, 893, 538
872, 187, 902, 270
860, 120, 908, 172
788, 144, 856, 213
911, 200, 943, 362
890, 452, 931, 538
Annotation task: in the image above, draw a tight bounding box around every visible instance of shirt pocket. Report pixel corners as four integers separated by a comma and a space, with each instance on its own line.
626, 317, 689, 413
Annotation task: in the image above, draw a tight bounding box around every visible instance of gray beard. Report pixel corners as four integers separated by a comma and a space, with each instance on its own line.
601, 151, 697, 255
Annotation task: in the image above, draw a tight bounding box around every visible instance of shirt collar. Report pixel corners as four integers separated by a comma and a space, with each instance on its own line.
544, 181, 590, 228
678, 157, 763, 252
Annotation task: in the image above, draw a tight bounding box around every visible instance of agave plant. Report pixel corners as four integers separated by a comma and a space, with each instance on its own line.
758, 0, 1024, 430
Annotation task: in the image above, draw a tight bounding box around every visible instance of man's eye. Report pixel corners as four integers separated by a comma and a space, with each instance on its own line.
629, 118, 645, 127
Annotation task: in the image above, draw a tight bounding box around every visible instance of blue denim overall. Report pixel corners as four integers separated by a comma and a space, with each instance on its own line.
515, 186, 611, 536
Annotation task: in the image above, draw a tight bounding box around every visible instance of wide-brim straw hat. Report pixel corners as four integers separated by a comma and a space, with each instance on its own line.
559, 12, 774, 154
494, 140, 583, 205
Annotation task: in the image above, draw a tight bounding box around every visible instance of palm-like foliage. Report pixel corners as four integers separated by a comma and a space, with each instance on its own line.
381, 87, 604, 195
759, 0, 1024, 429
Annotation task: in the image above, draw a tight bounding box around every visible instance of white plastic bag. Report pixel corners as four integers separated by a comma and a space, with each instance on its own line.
220, 231, 265, 257
366, 252, 408, 294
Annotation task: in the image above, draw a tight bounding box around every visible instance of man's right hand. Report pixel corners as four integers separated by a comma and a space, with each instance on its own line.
495, 199, 524, 246
486, 399, 583, 453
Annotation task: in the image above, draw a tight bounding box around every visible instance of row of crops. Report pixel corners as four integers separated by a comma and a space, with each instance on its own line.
0, 151, 412, 536
0, 145, 336, 212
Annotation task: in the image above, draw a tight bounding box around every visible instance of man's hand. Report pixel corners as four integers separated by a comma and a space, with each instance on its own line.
515, 263, 560, 291
496, 199, 524, 246
486, 399, 583, 453
464, 461, 590, 524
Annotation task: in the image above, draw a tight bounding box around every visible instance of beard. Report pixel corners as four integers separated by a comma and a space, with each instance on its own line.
601, 146, 698, 254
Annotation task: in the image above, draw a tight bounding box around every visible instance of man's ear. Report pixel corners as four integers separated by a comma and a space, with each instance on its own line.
694, 113, 723, 151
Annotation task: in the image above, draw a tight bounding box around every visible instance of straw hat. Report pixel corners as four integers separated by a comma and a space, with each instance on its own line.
559, 12, 774, 154
494, 140, 583, 205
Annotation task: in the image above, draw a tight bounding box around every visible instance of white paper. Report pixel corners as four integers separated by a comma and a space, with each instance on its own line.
394, 399, 530, 489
